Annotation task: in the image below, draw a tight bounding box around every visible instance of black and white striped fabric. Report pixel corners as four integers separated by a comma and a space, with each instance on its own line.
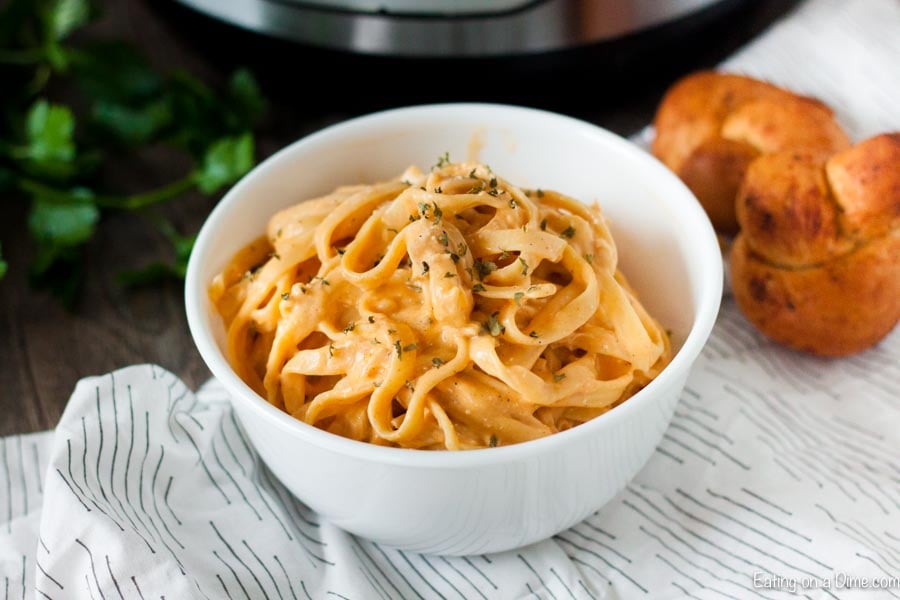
2, 0, 899, 597
2, 299, 898, 599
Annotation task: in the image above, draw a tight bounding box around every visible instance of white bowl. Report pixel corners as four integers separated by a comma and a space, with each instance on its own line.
185, 103, 722, 556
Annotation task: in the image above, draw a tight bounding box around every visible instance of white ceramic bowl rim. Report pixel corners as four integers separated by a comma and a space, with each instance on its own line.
185, 103, 722, 469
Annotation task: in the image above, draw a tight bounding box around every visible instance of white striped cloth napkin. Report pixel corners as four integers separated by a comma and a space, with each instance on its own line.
2, 0, 899, 597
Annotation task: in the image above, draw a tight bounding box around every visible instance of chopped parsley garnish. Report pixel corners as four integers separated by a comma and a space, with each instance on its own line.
328, 344, 335, 358
458, 243, 468, 257
482, 312, 505, 337
439, 231, 449, 247
402, 343, 418, 352
540, 218, 548, 231
487, 188, 500, 197
418, 202, 430, 216
433, 202, 443, 223
434, 151, 450, 169
519, 257, 529, 276
394, 340, 403, 359
472, 283, 486, 292
584, 254, 593, 264
343, 322, 355, 333
444, 271, 456, 278
422, 261, 430, 274
529, 330, 539, 338
489, 177, 497, 188
281, 292, 290, 301
432, 357, 446, 368
269, 252, 281, 260
552, 372, 566, 382
509, 198, 517, 208
407, 283, 423, 292
537, 189, 545, 198
514, 292, 524, 306
498, 249, 511, 261
468, 183, 484, 194
368, 315, 376, 323
474, 259, 497, 280
434, 187, 443, 195
560, 225, 576, 239
449, 253, 460, 263
489, 435, 498, 448
387, 227, 399, 233
468, 168, 477, 178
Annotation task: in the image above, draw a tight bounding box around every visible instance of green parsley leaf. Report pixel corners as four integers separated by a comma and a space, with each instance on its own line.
489, 434, 498, 448
402, 343, 418, 352
432, 202, 443, 223
519, 257, 528, 276
23, 101, 76, 175
472, 283, 486, 292
50, 0, 91, 40
433, 151, 450, 169
422, 261, 430, 274
28, 189, 98, 249
432, 357, 445, 368
540, 218, 548, 231
552, 372, 566, 382
194, 133, 254, 194
514, 292, 524, 306
560, 225, 576, 239
91, 97, 172, 147
474, 259, 497, 280
482, 312, 505, 337
227, 68, 267, 125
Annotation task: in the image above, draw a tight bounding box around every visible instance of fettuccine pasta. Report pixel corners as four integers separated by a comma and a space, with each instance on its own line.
210, 161, 670, 450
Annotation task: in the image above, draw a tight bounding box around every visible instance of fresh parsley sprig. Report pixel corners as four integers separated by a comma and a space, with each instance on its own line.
0, 0, 266, 305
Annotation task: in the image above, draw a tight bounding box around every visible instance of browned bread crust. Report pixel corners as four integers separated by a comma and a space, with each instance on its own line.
653, 72, 850, 234
730, 134, 900, 356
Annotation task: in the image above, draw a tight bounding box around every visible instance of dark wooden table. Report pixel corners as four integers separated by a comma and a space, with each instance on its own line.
0, 0, 799, 436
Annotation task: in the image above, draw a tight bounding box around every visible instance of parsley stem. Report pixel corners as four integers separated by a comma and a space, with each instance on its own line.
0, 47, 46, 64
16, 173, 197, 211
113, 175, 197, 210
